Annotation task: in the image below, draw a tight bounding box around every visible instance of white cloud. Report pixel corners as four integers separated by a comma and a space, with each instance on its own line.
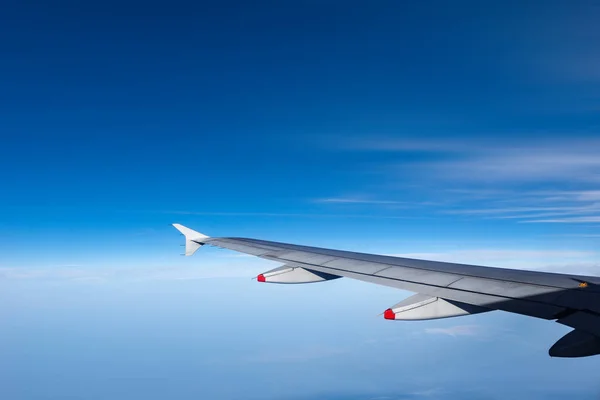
315, 197, 407, 205
448, 206, 580, 215
523, 216, 600, 223
0, 264, 256, 283
553, 190, 600, 202
241, 345, 349, 364
329, 137, 600, 225
218, 253, 253, 258
163, 209, 412, 220
424, 325, 481, 337
375, 138, 600, 185
343, 137, 600, 183
339, 137, 484, 153
430, 152, 600, 183
446, 200, 600, 223
549, 234, 600, 238
407, 388, 445, 397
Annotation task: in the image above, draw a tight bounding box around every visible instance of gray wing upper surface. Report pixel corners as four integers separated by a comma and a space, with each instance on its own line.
205, 238, 600, 319
173, 224, 600, 357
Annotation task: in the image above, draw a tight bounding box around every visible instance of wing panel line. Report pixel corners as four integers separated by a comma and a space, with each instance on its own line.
260, 253, 567, 319
226, 238, 590, 292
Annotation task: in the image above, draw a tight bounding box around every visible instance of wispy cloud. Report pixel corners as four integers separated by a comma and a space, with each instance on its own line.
0, 264, 256, 283
548, 234, 600, 238
380, 139, 600, 184
218, 253, 253, 258
447, 203, 600, 216
406, 388, 445, 398
338, 137, 485, 153
430, 151, 600, 183
424, 325, 481, 337
240, 345, 349, 364
523, 216, 600, 224
0, 266, 105, 281
166, 210, 337, 217
542, 190, 600, 202
452, 193, 600, 224
160, 210, 415, 219
329, 137, 600, 225
342, 137, 600, 183
315, 198, 407, 205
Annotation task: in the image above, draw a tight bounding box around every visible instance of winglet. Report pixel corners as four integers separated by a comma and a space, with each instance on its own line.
172, 224, 210, 256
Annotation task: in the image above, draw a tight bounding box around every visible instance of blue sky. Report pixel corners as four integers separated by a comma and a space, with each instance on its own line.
1, 1, 600, 399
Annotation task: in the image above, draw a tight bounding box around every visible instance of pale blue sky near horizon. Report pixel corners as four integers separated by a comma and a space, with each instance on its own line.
1, 1, 600, 399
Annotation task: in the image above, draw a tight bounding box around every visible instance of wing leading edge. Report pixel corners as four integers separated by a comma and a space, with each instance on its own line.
172, 224, 600, 358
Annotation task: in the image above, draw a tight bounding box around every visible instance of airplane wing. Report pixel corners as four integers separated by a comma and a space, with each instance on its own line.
172, 223, 600, 358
